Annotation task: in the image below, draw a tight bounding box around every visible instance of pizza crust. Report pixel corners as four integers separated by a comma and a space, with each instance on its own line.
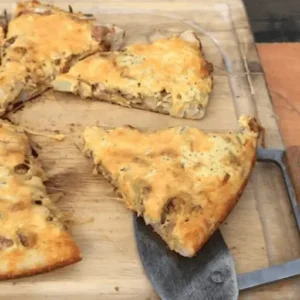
82, 116, 260, 257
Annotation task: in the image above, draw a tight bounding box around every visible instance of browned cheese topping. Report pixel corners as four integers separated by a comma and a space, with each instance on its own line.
83, 116, 260, 257
52, 30, 213, 119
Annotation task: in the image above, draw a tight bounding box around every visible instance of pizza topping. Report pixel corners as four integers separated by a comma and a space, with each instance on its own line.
0, 236, 14, 250
161, 196, 187, 224
92, 25, 110, 43
30, 8, 52, 16
16, 8, 51, 17
222, 173, 231, 185
30, 147, 39, 158
17, 229, 37, 248
14, 47, 28, 56
14, 163, 30, 174
2, 36, 17, 55
133, 180, 151, 215
33, 200, 43, 205
11, 202, 27, 211
227, 151, 241, 166
161, 198, 175, 225
46, 214, 54, 222
45, 209, 57, 222
61, 54, 88, 73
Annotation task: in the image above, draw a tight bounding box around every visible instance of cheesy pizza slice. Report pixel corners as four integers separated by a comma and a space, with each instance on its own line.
0, 0, 124, 115
52, 30, 213, 120
0, 120, 81, 280
83, 116, 260, 257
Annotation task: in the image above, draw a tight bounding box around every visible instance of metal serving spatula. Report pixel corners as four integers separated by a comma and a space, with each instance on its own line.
134, 148, 300, 300
134, 220, 238, 300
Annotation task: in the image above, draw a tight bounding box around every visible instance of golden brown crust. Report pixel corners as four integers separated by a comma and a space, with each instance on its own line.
52, 30, 213, 120
83, 116, 259, 257
0, 256, 81, 280
0, 120, 81, 280
0, 237, 82, 280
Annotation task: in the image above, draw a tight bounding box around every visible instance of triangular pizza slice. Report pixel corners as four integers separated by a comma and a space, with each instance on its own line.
0, 0, 124, 115
52, 30, 213, 120
0, 120, 81, 279
82, 116, 261, 257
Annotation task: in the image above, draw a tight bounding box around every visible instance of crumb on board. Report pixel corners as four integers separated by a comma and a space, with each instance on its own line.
115, 286, 119, 292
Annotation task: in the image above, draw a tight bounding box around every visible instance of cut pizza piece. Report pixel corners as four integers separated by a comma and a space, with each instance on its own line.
0, 0, 124, 115
0, 120, 81, 280
83, 116, 260, 257
52, 30, 213, 120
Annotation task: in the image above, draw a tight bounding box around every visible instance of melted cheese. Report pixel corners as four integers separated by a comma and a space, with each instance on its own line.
0, 1, 115, 115
83, 116, 259, 257
0, 120, 81, 279
8, 14, 98, 61
53, 33, 213, 118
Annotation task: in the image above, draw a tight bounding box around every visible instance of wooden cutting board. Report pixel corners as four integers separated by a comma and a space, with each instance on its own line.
0, 1, 299, 299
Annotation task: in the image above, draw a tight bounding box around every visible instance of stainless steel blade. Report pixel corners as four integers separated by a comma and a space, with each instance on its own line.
133, 216, 238, 300
238, 259, 300, 291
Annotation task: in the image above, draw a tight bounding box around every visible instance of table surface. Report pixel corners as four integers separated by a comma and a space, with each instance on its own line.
2, 1, 300, 299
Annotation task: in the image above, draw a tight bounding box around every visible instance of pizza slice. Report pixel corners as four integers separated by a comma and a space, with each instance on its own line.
0, 0, 124, 115
0, 120, 81, 280
82, 116, 261, 257
52, 30, 213, 120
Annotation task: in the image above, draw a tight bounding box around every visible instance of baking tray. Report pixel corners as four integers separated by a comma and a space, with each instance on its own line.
1, 1, 299, 299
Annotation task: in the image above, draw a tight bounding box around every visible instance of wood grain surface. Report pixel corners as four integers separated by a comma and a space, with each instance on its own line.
0, 1, 299, 300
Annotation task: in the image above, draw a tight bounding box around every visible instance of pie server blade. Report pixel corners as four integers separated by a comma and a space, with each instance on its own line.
133, 216, 238, 300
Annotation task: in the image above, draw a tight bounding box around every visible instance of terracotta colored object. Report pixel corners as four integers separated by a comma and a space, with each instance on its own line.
257, 43, 300, 148
258, 43, 300, 207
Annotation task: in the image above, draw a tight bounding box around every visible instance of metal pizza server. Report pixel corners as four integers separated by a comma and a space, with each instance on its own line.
134, 216, 238, 300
